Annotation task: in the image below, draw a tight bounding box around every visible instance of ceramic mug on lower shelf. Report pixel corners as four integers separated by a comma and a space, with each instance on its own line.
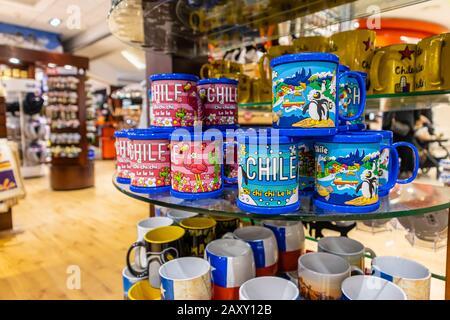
205, 238, 255, 300
159, 257, 212, 300
122, 265, 147, 299
127, 280, 161, 300
262, 220, 305, 273
341, 275, 407, 300
318, 236, 375, 272
298, 252, 363, 300
223, 226, 278, 277
371, 256, 431, 300
126, 226, 186, 288
179, 217, 217, 257
239, 276, 299, 300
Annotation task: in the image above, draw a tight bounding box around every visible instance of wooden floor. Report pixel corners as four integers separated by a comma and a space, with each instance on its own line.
0, 161, 148, 299
0, 161, 447, 299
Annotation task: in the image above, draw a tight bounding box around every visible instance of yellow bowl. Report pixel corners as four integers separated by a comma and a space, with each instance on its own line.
128, 280, 161, 300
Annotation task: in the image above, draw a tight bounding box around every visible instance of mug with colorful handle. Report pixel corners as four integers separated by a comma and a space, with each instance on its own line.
349, 130, 419, 196
314, 132, 399, 213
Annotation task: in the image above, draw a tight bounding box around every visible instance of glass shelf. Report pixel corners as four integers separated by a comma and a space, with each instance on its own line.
113, 176, 450, 222
108, 0, 427, 56
238, 90, 450, 125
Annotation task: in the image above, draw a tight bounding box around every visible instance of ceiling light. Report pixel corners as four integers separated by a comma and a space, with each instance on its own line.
121, 50, 146, 70
48, 63, 57, 68
353, 21, 360, 29
49, 18, 61, 27
64, 65, 74, 70
8, 57, 20, 64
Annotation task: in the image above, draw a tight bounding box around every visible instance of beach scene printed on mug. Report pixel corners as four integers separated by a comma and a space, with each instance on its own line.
151, 79, 199, 127
272, 62, 337, 128
315, 143, 381, 206
129, 140, 171, 188
171, 141, 222, 193
298, 140, 315, 193
238, 143, 298, 207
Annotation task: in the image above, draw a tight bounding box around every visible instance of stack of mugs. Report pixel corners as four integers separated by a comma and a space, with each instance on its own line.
123, 217, 431, 300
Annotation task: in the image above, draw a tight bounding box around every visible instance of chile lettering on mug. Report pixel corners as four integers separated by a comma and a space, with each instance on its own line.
198, 84, 238, 126
130, 140, 171, 188
151, 80, 199, 127
314, 143, 380, 206
238, 143, 298, 207
116, 138, 131, 179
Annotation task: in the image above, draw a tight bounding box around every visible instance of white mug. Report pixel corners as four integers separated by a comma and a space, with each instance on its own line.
135, 217, 173, 270
159, 257, 211, 300
224, 226, 278, 277
166, 209, 198, 223
122, 264, 147, 300
341, 275, 407, 300
371, 256, 431, 300
239, 276, 299, 300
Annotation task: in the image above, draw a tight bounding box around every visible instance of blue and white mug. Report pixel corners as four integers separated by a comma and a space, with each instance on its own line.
350, 130, 419, 196
270, 53, 365, 136
314, 133, 399, 212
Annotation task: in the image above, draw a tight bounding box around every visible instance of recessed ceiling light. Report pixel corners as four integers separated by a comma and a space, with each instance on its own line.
48, 63, 57, 68
64, 65, 74, 70
49, 18, 61, 27
9, 57, 20, 64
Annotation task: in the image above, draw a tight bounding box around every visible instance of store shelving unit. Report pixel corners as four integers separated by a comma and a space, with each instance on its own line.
109, 0, 450, 299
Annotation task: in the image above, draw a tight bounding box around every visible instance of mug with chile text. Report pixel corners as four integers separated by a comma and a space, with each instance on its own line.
114, 129, 131, 184
415, 32, 450, 91
179, 216, 217, 257
205, 238, 255, 300
126, 226, 186, 288
223, 226, 278, 277
262, 220, 305, 273
329, 29, 376, 73
370, 44, 416, 94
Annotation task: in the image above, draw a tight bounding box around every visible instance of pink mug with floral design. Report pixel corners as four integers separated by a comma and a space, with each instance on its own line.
170, 129, 224, 199
128, 129, 171, 193
150, 73, 200, 127
114, 129, 131, 184
197, 78, 238, 127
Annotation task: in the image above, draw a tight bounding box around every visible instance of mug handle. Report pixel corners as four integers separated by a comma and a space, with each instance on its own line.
378, 144, 399, 195
222, 232, 237, 239
338, 71, 366, 121
392, 141, 420, 184
126, 241, 148, 278
365, 247, 376, 259
223, 141, 238, 184
147, 255, 162, 288
200, 63, 212, 79
350, 266, 365, 276
258, 54, 270, 82
369, 50, 385, 93
429, 37, 443, 86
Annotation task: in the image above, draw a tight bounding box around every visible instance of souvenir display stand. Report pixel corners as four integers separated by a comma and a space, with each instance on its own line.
109, 0, 450, 300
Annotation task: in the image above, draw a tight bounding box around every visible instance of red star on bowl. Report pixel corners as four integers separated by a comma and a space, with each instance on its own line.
363, 38, 373, 51
399, 45, 415, 60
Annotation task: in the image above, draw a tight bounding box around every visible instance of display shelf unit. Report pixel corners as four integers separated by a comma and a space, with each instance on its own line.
108, 0, 428, 56
0, 45, 94, 190
113, 177, 450, 222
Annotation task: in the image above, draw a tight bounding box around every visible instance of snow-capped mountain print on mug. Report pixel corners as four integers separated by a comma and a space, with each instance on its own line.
313, 133, 399, 213
237, 129, 299, 214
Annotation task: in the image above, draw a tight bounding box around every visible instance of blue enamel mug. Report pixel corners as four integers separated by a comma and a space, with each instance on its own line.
270, 53, 365, 137
314, 133, 399, 213
237, 128, 300, 214
338, 65, 367, 131
349, 130, 419, 196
